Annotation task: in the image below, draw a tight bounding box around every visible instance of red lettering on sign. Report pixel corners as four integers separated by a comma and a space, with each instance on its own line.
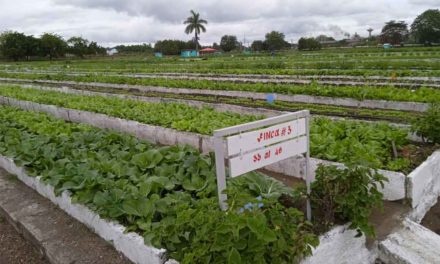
254, 124, 297, 144
264, 150, 271, 159
275, 147, 283, 156
265, 131, 271, 139
281, 128, 286, 136
253, 154, 261, 163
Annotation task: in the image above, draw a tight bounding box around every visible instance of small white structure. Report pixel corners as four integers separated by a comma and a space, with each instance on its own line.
107, 48, 118, 56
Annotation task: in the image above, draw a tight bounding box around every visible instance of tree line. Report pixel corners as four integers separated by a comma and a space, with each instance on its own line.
380, 9, 440, 45
1, 9, 438, 60
0, 32, 107, 61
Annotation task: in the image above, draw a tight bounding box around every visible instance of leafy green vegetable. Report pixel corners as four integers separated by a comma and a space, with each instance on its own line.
0, 105, 318, 263
0, 85, 414, 171
1, 70, 440, 103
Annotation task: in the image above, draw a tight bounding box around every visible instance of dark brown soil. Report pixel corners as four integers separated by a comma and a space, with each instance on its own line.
0, 216, 48, 264
421, 198, 440, 234
259, 169, 305, 188
400, 143, 439, 173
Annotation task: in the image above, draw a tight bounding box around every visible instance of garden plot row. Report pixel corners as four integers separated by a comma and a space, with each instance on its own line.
0, 97, 439, 263
0, 105, 380, 264
301, 50, 440, 57
12, 83, 420, 141
18, 84, 285, 118
0, 100, 412, 201
2, 71, 438, 105
1, 79, 422, 124
0, 77, 432, 113
4, 70, 440, 89
77, 72, 440, 84
0, 84, 420, 171
4, 62, 440, 78
12, 84, 416, 128
0, 85, 434, 190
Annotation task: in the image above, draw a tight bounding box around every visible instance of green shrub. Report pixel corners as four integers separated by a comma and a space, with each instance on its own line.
310, 165, 387, 237
412, 103, 440, 143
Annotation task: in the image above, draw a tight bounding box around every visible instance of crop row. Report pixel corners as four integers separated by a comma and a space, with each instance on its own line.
4, 61, 440, 77
5, 70, 440, 89
42, 83, 421, 123
4, 57, 440, 69
1, 71, 439, 103
0, 104, 321, 263
0, 85, 413, 171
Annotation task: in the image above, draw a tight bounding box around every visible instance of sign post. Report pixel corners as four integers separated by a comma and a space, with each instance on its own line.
213, 110, 312, 220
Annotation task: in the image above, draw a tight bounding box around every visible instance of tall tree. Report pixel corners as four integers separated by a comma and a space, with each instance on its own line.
24, 35, 41, 60
298, 37, 322, 51
264, 31, 288, 50
154, 40, 194, 55
67, 36, 89, 58
411, 9, 440, 44
0, 31, 28, 60
87, 41, 107, 55
40, 33, 67, 60
220, 35, 238, 52
183, 10, 207, 51
380, 20, 409, 45
251, 40, 267, 51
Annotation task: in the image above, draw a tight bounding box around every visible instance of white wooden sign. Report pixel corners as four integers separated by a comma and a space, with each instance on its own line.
226, 118, 306, 156
213, 110, 312, 220
229, 136, 307, 177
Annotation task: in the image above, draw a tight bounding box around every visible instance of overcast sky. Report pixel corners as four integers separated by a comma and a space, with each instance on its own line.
0, 0, 438, 47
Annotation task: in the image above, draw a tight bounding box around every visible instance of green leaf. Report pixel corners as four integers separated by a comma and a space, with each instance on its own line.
131, 149, 163, 170
246, 214, 266, 235
228, 248, 242, 264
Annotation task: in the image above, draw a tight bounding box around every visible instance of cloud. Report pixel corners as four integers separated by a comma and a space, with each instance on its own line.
0, 0, 438, 46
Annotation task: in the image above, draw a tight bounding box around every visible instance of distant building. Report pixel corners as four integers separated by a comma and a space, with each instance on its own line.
107, 48, 118, 56
199, 48, 217, 55
181, 49, 199, 58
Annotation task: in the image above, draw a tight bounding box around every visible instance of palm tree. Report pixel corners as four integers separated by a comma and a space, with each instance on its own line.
184, 10, 207, 51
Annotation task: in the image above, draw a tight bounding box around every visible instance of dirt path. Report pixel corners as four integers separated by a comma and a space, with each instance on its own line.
0, 216, 48, 264
421, 198, 440, 234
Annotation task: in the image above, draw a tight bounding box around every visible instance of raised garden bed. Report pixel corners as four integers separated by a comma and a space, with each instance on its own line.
1, 80, 424, 123
3, 70, 440, 89
0, 105, 418, 263
0, 87, 437, 203
1, 71, 440, 106
0, 84, 432, 174
0, 98, 438, 263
